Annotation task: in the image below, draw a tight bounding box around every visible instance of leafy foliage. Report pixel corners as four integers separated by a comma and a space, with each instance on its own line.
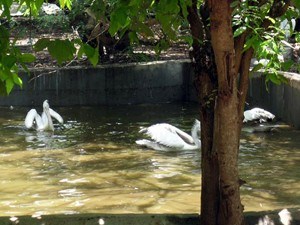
107, 0, 192, 54
232, 0, 300, 85
0, 23, 36, 95
0, 0, 100, 94
34, 39, 76, 64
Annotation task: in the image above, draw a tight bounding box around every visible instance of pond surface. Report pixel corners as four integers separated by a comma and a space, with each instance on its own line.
0, 103, 299, 217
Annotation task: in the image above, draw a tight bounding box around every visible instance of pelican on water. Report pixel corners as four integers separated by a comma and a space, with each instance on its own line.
135, 119, 201, 151
243, 107, 276, 132
243, 107, 275, 123
24, 100, 63, 131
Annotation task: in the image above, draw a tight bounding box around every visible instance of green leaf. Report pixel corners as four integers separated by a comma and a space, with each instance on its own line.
0, 67, 11, 81
23, 0, 44, 16
1, 0, 13, 19
108, 20, 119, 37
292, 0, 300, 10
265, 16, 276, 24
88, 46, 99, 66
59, 0, 72, 9
132, 21, 154, 37
109, 6, 130, 36
179, 35, 193, 46
19, 53, 36, 63
0, 26, 10, 52
179, 0, 191, 19
234, 26, 246, 37
34, 38, 51, 52
266, 73, 281, 85
83, 44, 96, 58
281, 60, 294, 71
157, 0, 180, 14
3, 55, 17, 69
0, 80, 7, 96
154, 39, 169, 55
295, 33, 300, 43
77, 43, 99, 66
5, 77, 14, 95
230, 0, 239, 8
48, 40, 76, 64
128, 32, 139, 44
250, 63, 264, 75
12, 73, 22, 87
244, 36, 256, 51
35, 38, 77, 64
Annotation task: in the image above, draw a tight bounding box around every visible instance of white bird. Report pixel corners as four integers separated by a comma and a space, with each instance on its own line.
136, 119, 201, 151
278, 209, 292, 225
243, 107, 276, 132
243, 107, 275, 123
24, 100, 63, 131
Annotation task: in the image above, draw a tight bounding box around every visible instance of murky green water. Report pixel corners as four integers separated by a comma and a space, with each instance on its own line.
0, 103, 299, 217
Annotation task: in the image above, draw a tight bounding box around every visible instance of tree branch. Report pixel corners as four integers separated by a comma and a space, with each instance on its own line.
187, 0, 205, 51
237, 48, 254, 118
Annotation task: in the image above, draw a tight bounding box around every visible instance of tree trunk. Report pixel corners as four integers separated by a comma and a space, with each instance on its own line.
189, 0, 246, 224
187, 0, 291, 224
208, 1, 245, 225
187, 2, 220, 224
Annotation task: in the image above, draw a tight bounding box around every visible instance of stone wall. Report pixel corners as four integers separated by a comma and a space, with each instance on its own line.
1, 60, 300, 128
0, 60, 195, 106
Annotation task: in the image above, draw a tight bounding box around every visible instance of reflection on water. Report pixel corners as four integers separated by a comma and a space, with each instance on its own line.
0, 103, 299, 216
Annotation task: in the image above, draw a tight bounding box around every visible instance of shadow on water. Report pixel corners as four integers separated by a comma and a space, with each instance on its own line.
0, 103, 299, 216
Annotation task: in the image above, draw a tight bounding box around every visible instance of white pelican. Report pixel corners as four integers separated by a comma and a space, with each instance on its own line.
243, 107, 276, 132
136, 119, 201, 151
24, 100, 63, 131
243, 107, 275, 123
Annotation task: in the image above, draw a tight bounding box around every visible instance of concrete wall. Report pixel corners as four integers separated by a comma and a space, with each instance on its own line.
0, 60, 195, 106
1, 60, 300, 128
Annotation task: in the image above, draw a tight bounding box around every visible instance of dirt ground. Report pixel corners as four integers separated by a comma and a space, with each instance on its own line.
13, 26, 190, 69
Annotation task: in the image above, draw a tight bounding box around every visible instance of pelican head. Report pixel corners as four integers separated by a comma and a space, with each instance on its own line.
43, 100, 50, 110
191, 119, 201, 147
193, 119, 201, 132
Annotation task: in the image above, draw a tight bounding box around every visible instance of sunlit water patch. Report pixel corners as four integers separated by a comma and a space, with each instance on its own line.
0, 103, 299, 216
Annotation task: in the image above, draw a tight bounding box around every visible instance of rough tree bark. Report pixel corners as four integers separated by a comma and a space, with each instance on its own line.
208, 1, 245, 225
188, 0, 244, 224
187, 1, 219, 225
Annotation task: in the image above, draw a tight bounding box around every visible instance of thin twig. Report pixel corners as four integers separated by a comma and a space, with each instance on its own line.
28, 55, 86, 83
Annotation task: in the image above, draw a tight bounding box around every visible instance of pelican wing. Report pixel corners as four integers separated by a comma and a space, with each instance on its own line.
136, 139, 171, 151
49, 108, 64, 124
170, 125, 195, 144
142, 123, 191, 149
25, 109, 37, 128
25, 109, 43, 129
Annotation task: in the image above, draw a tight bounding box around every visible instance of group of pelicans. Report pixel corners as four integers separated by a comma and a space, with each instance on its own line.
25, 100, 276, 151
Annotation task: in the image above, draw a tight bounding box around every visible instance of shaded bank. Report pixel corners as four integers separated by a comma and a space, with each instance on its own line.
0, 209, 299, 225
